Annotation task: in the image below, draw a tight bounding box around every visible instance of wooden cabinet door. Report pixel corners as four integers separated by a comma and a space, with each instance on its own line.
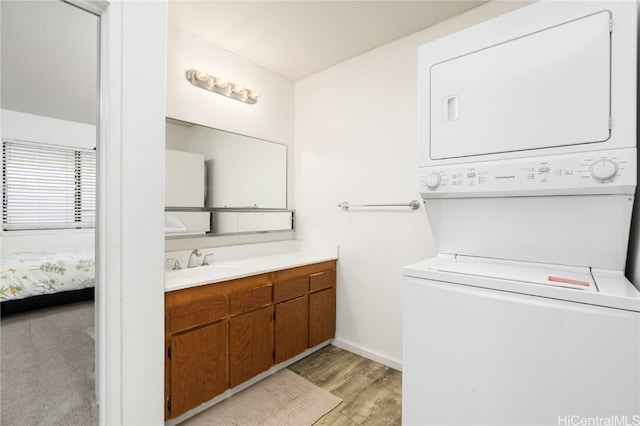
309, 287, 336, 347
275, 295, 309, 364
229, 306, 274, 388
170, 321, 227, 418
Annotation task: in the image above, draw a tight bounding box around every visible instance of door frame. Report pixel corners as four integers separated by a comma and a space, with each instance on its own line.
66, 1, 123, 423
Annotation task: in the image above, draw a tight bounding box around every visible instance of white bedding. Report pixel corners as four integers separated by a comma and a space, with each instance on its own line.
0, 249, 95, 302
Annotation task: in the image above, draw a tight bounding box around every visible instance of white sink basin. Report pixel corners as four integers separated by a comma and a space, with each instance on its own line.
165, 264, 242, 288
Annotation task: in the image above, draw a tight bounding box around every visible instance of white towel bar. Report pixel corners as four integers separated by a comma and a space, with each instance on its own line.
337, 200, 420, 211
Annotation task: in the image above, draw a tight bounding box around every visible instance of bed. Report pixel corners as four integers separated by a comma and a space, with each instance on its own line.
1, 249, 95, 316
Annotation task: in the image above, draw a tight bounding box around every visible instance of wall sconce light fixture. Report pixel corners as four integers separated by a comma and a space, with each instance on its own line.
186, 69, 260, 104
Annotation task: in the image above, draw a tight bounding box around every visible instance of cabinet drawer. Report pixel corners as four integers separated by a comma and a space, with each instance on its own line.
274, 276, 309, 303
310, 269, 335, 292
229, 284, 273, 316
169, 294, 227, 333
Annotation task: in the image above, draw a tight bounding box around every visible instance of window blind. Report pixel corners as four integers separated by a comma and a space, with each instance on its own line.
2, 139, 96, 230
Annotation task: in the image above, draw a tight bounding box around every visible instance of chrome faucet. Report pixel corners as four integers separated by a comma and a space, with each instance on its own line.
187, 249, 201, 268
166, 258, 182, 270
202, 253, 214, 266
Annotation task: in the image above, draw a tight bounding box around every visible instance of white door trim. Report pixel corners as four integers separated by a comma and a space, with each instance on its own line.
66, 1, 123, 424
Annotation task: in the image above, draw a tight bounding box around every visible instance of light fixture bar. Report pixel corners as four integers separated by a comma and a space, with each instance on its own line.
185, 69, 259, 104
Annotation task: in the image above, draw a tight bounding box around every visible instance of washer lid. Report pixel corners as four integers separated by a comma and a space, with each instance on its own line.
430, 255, 597, 292
404, 255, 640, 312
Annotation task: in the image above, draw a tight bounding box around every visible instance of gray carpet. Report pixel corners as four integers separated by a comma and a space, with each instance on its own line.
0, 300, 98, 426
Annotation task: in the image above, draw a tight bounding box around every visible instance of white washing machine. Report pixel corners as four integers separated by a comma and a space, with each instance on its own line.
404, 1, 640, 425
403, 256, 640, 425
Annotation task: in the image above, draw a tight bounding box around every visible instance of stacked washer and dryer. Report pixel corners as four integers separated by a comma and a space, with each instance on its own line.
403, 2, 640, 425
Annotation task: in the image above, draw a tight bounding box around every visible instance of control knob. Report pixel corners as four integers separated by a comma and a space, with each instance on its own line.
589, 159, 618, 182
425, 173, 442, 189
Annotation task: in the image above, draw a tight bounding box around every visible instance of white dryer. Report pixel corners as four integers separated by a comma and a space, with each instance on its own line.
404, 1, 640, 425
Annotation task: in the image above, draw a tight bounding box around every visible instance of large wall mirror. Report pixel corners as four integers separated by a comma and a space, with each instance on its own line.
165, 118, 292, 237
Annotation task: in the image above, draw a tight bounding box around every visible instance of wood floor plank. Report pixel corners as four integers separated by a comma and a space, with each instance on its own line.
288, 344, 402, 425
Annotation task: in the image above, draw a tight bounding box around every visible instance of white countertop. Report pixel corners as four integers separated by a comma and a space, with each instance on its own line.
165, 240, 338, 292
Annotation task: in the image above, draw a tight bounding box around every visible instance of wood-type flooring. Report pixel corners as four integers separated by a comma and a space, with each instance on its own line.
288, 344, 402, 425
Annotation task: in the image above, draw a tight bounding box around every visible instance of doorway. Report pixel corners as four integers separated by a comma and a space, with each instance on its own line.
0, 0, 100, 423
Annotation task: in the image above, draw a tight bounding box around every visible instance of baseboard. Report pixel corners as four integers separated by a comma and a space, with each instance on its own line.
331, 338, 403, 371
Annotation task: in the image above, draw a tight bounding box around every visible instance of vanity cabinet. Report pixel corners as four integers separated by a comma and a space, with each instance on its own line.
165, 260, 337, 420
309, 269, 337, 347
165, 290, 228, 419
228, 283, 274, 388
273, 275, 309, 364
272, 261, 337, 363
170, 321, 226, 417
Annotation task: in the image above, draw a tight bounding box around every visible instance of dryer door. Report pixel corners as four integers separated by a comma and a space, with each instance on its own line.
430, 11, 611, 160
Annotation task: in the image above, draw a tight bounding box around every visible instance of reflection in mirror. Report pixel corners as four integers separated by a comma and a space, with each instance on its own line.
165, 118, 291, 237
166, 118, 286, 208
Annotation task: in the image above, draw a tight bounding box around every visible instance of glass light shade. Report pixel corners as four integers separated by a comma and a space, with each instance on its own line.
194, 70, 209, 81
248, 90, 260, 100
214, 77, 229, 88
232, 84, 245, 95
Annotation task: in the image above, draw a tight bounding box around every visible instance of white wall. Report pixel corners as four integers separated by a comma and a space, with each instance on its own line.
294, 1, 530, 369
97, 1, 167, 424
165, 24, 295, 251
1, 109, 96, 148
119, 2, 167, 422
166, 24, 294, 145
0, 109, 96, 253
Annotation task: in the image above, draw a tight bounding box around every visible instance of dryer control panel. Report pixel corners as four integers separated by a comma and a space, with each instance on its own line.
419, 148, 636, 198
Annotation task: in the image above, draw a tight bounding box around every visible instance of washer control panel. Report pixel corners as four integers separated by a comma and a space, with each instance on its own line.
589, 159, 618, 181
419, 149, 636, 197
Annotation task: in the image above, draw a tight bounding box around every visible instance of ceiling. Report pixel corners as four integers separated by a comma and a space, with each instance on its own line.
1, 1, 99, 126
167, 1, 486, 81
1, 1, 486, 127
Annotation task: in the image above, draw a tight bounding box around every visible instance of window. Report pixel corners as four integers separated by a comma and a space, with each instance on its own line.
2, 139, 96, 231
